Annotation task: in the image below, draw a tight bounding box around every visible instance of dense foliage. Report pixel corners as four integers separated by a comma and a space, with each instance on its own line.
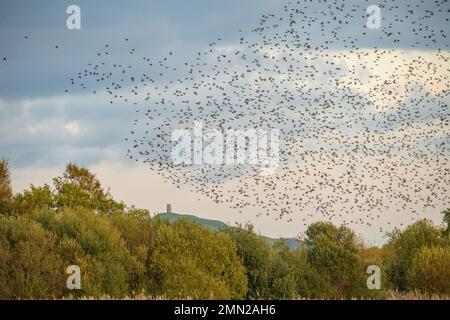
0, 160, 449, 299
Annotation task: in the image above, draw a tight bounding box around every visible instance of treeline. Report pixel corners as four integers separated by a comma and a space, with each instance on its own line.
0, 160, 449, 299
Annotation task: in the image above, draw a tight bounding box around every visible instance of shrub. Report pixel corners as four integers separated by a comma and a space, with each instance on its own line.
225, 225, 281, 299
225, 227, 301, 299
406, 246, 450, 294
277, 244, 333, 299
110, 208, 155, 292
149, 220, 247, 299
11, 184, 55, 216
110, 208, 154, 264
0, 159, 12, 213
444, 209, 450, 236
32, 207, 145, 298
384, 219, 443, 291
0, 215, 65, 299
267, 243, 297, 299
53, 163, 124, 214
304, 222, 364, 298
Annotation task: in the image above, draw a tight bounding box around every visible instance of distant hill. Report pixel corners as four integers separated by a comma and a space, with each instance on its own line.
156, 212, 302, 250
157, 212, 227, 231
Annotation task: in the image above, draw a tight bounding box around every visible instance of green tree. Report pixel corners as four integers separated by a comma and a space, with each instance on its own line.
276, 243, 333, 299
32, 207, 145, 298
0, 215, 65, 299
0, 159, 12, 213
110, 208, 154, 292
225, 225, 275, 299
383, 219, 443, 291
225, 226, 298, 299
53, 163, 124, 214
111, 208, 154, 264
11, 184, 55, 216
304, 222, 364, 298
264, 242, 296, 299
443, 209, 450, 236
150, 220, 247, 299
406, 246, 450, 294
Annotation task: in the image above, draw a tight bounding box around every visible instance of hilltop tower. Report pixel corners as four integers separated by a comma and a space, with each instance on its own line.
167, 204, 172, 214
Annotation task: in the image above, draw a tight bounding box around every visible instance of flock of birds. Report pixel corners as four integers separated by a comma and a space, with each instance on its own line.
5, 0, 449, 233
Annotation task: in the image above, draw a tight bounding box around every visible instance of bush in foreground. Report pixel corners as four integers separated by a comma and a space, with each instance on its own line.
149, 220, 248, 299
406, 246, 450, 294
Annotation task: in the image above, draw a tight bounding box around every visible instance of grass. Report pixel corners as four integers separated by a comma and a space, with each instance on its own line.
62, 291, 449, 300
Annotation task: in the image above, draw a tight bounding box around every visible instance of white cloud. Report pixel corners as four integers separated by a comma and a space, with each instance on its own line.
64, 122, 80, 135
